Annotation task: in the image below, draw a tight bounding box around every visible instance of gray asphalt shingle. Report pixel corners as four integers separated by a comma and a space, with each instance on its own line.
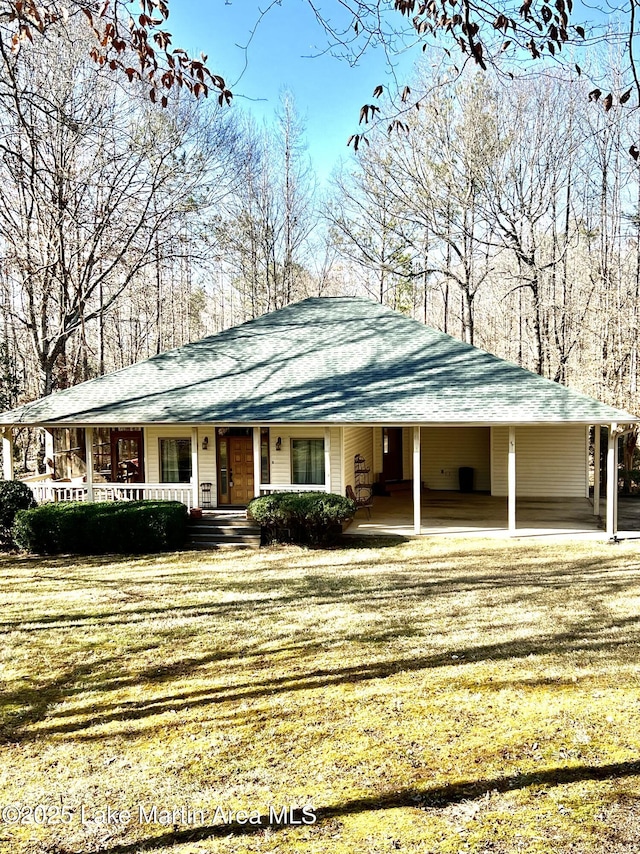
0, 297, 636, 425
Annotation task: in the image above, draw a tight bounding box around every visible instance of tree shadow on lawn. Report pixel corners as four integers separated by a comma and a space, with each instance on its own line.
0, 653, 128, 743
5, 546, 640, 743
16, 611, 640, 743
53, 759, 640, 853
0, 635, 334, 743
2, 549, 636, 633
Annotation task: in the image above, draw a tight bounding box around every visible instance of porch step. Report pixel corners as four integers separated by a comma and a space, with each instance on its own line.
186, 515, 261, 550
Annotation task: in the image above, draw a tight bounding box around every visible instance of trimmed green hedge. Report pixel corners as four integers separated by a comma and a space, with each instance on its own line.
0, 480, 37, 547
13, 500, 188, 555
247, 491, 356, 546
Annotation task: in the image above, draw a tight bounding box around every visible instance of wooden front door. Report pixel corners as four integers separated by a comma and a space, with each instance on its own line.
218, 434, 254, 505
382, 427, 403, 482
230, 436, 254, 504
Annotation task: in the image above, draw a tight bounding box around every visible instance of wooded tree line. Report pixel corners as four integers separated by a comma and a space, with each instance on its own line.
327, 65, 640, 416
2, 12, 640, 428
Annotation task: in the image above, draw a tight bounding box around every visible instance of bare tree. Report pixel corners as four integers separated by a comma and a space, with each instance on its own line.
326, 152, 414, 309
214, 96, 318, 318
0, 17, 238, 396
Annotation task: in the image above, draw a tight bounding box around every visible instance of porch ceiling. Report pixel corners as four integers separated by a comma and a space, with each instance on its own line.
1, 297, 636, 427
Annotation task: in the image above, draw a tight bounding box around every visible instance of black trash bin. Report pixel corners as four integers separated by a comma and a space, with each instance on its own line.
458, 466, 474, 493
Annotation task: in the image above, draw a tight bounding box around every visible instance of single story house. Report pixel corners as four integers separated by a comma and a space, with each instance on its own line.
0, 297, 637, 538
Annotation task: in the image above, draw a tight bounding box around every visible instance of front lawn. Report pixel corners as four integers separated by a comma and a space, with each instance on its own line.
1, 537, 640, 853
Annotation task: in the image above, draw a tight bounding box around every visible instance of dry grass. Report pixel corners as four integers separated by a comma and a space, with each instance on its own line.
1, 536, 640, 853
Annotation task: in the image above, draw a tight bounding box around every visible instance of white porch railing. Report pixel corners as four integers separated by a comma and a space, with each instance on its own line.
259, 483, 329, 495
27, 479, 327, 507
28, 482, 88, 503
26, 481, 193, 509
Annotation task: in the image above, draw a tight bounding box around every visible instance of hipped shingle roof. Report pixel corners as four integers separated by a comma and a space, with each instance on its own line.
0, 297, 636, 426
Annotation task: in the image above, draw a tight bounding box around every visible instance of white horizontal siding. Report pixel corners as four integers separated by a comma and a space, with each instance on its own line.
343, 426, 374, 493
144, 425, 193, 484
420, 427, 491, 491
330, 427, 341, 494
266, 425, 342, 494
491, 425, 587, 497
372, 427, 383, 479
198, 427, 217, 504
143, 425, 217, 505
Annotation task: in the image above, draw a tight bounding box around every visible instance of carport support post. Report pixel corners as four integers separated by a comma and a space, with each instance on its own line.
508, 426, 516, 535
606, 424, 617, 539
593, 426, 600, 515
413, 426, 421, 535
84, 427, 94, 501
2, 428, 13, 481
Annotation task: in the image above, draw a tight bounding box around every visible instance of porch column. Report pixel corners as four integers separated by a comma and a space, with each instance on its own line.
324, 427, 331, 492
2, 428, 13, 481
606, 424, 617, 539
585, 426, 590, 498
44, 428, 54, 476
508, 426, 516, 535
191, 426, 199, 510
413, 426, 421, 535
593, 425, 600, 516
84, 427, 94, 501
142, 427, 149, 486
253, 427, 261, 497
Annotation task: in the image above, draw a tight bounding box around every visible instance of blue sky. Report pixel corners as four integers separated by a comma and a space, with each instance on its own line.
165, 1, 617, 187
166, 1, 415, 186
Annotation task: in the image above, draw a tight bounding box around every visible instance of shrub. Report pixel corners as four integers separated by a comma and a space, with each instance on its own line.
248, 491, 356, 546
13, 500, 188, 555
0, 480, 37, 546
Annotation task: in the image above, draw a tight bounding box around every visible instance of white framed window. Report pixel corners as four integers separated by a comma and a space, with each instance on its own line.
159, 438, 192, 483
291, 438, 325, 484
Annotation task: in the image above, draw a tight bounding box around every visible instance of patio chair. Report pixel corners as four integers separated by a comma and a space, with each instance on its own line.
346, 484, 373, 519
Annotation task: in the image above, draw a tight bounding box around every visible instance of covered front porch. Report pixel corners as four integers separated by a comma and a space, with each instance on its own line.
3, 423, 338, 513
1, 420, 630, 542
